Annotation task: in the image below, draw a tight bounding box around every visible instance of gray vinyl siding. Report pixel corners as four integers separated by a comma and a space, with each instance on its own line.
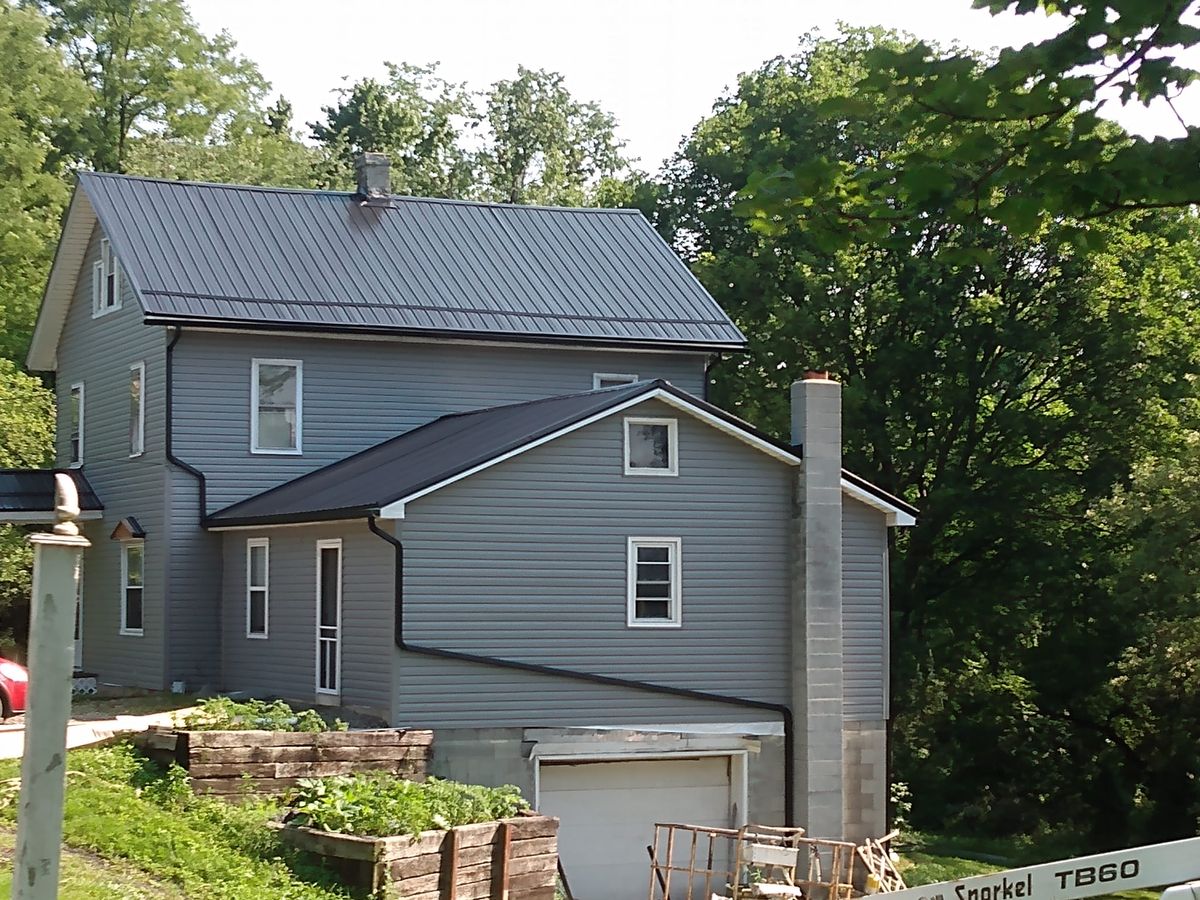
842, 498, 889, 721
56, 226, 168, 689
171, 330, 706, 510
392, 397, 794, 727
220, 522, 393, 716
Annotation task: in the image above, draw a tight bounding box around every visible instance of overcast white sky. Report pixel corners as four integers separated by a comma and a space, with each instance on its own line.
187, 0, 1198, 172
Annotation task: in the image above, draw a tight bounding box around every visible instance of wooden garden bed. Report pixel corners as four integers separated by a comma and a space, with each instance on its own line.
136, 727, 433, 796
280, 813, 558, 900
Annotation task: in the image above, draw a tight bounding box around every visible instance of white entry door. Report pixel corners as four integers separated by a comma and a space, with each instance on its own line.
73, 563, 83, 670
539, 756, 734, 900
315, 540, 342, 696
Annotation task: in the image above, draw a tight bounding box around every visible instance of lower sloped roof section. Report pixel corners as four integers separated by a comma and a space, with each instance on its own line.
205, 381, 918, 529
0, 469, 104, 523
206, 381, 800, 528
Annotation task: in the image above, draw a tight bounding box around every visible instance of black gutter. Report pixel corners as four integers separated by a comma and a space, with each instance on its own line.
165, 327, 208, 522
143, 314, 746, 357
366, 515, 795, 825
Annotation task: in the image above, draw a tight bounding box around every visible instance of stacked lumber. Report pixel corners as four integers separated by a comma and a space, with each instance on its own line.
280, 814, 559, 900
137, 727, 433, 796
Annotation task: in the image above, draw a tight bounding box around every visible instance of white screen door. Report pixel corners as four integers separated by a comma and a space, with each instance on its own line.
73, 561, 83, 670
315, 540, 342, 695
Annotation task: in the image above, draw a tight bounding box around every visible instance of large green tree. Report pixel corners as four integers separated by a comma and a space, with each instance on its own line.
310, 62, 477, 197
664, 28, 1200, 841
480, 66, 628, 205
26, 0, 266, 172
739, 1, 1200, 243
0, 1, 85, 363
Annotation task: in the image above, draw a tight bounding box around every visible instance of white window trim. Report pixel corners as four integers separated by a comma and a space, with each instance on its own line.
623, 416, 679, 476
627, 537, 683, 628
91, 238, 121, 318
593, 372, 639, 390
315, 538, 342, 696
246, 538, 269, 639
119, 540, 145, 637
69, 382, 84, 468
250, 358, 303, 455
129, 361, 145, 458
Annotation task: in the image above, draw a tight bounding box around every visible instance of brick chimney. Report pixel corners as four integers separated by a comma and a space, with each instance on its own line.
354, 152, 390, 198
790, 370, 845, 838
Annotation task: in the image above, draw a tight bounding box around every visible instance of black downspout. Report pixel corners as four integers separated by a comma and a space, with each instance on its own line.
703, 353, 721, 404
367, 515, 795, 825
165, 327, 207, 522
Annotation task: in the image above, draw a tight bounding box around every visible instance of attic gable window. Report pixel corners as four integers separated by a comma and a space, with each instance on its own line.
91, 238, 121, 317
593, 373, 638, 390
624, 417, 678, 476
251, 359, 302, 454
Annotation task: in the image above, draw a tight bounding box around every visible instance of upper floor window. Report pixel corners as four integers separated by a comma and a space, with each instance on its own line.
251, 359, 302, 454
624, 417, 677, 476
246, 539, 269, 638
627, 538, 682, 627
92, 238, 121, 317
120, 541, 144, 636
69, 382, 84, 467
594, 373, 638, 390
129, 362, 145, 457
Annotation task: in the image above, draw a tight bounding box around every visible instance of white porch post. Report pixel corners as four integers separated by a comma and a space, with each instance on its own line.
13, 474, 89, 900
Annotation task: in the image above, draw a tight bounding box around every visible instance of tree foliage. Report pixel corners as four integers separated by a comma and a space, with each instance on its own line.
664, 28, 1200, 842
26, 0, 267, 172
739, 1, 1200, 245
310, 62, 477, 197
480, 66, 628, 205
0, 2, 85, 362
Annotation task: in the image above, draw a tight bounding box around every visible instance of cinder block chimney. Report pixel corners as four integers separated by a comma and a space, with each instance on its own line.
790, 370, 845, 838
354, 152, 390, 198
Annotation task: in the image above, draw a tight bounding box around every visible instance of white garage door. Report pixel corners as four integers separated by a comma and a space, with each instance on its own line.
539, 756, 734, 900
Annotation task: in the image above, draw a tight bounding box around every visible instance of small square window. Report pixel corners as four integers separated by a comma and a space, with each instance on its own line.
593, 373, 638, 390
624, 417, 678, 476
627, 538, 681, 627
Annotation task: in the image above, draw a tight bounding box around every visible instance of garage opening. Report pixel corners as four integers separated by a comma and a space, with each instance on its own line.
538, 755, 737, 900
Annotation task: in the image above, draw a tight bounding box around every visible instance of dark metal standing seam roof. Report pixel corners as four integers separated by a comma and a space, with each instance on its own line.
206, 380, 802, 527
0, 470, 103, 514
78, 172, 746, 350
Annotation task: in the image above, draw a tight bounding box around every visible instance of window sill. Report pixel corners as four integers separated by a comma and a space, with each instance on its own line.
246, 633, 268, 640
627, 620, 683, 629
119, 629, 144, 637
250, 448, 303, 456
91, 305, 121, 320
129, 451, 144, 459
623, 468, 679, 477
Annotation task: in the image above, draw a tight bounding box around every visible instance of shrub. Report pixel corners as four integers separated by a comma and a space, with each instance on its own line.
286, 774, 528, 838
181, 697, 347, 733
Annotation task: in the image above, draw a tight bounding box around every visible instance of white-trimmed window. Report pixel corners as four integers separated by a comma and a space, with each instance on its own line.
92, 238, 121, 317
251, 358, 302, 454
627, 538, 682, 627
624, 417, 678, 475
69, 382, 84, 467
246, 539, 269, 638
129, 362, 145, 457
120, 542, 144, 636
593, 373, 638, 389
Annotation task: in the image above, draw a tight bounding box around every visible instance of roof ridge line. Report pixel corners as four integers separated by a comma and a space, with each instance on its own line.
79, 171, 641, 214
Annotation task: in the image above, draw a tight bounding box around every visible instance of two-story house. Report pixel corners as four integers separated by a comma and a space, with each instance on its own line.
2, 156, 916, 897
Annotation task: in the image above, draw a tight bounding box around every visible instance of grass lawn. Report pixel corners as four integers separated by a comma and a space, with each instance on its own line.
0, 743, 352, 899
899, 833, 1163, 900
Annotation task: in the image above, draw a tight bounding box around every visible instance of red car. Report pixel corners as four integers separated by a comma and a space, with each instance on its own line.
0, 658, 28, 719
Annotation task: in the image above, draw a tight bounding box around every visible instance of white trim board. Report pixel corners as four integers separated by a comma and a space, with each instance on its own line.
841, 478, 917, 526
379, 387, 801, 519
0, 511, 103, 525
